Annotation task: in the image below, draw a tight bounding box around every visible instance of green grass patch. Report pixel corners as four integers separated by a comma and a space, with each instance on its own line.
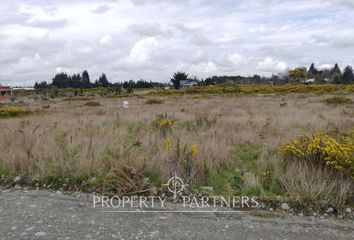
63, 97, 93, 101
231, 144, 261, 172
84, 101, 101, 107
177, 121, 198, 132
145, 98, 163, 104
208, 167, 240, 195
143, 170, 162, 186
0, 107, 32, 118
324, 96, 353, 106
148, 84, 354, 96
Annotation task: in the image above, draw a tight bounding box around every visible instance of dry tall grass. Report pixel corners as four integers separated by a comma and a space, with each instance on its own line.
0, 93, 353, 203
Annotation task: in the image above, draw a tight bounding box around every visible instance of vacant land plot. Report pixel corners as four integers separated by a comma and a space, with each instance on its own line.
0, 92, 353, 207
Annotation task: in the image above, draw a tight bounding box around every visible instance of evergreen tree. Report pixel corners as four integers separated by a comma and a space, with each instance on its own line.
52, 73, 69, 88
71, 74, 82, 88
170, 71, 188, 89
97, 73, 110, 87
330, 63, 342, 83
341, 66, 354, 84
308, 63, 318, 78
34, 81, 49, 89
81, 70, 91, 88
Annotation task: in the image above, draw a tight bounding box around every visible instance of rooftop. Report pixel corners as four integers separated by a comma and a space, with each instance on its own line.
0, 86, 11, 91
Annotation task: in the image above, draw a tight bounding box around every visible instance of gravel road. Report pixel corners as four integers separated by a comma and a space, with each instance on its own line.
0, 189, 353, 240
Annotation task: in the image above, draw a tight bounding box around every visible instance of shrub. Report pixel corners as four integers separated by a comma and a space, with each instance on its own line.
164, 138, 198, 184
63, 97, 93, 101
324, 96, 353, 106
279, 132, 354, 205
152, 113, 174, 136
279, 131, 354, 178
148, 84, 354, 96
145, 99, 163, 104
280, 160, 352, 205
0, 108, 32, 118
84, 101, 100, 107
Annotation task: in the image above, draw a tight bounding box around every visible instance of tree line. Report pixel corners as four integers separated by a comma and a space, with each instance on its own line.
35, 63, 354, 90
289, 63, 354, 84
170, 63, 354, 89
34, 71, 164, 89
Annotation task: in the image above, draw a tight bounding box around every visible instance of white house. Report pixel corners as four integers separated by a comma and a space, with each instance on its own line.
180, 80, 198, 88
303, 78, 315, 83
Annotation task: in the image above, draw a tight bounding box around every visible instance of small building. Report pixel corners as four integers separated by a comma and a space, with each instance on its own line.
303, 78, 315, 84
180, 80, 198, 88
0, 86, 12, 100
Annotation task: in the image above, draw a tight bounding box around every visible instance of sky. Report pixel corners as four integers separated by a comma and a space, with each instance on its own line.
0, 0, 354, 86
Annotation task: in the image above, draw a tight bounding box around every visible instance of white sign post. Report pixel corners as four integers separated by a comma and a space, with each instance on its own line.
123, 101, 129, 109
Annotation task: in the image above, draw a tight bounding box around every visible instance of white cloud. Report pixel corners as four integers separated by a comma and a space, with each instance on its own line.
258, 57, 288, 73
314, 30, 354, 48
99, 34, 112, 45
0, 0, 353, 85
126, 37, 159, 65
228, 53, 248, 66
128, 22, 167, 37
335, 0, 354, 8
92, 5, 112, 14
27, 28, 49, 40
319, 63, 332, 69
189, 61, 217, 75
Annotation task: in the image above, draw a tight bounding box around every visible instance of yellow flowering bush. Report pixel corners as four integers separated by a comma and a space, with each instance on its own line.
152, 113, 174, 136
0, 108, 32, 118
164, 138, 172, 150
148, 84, 354, 96
279, 131, 354, 178
190, 144, 198, 155
165, 138, 199, 183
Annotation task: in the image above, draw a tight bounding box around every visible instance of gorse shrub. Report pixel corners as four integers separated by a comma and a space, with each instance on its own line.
152, 113, 174, 136
0, 108, 32, 118
63, 97, 93, 101
145, 99, 163, 104
148, 84, 354, 96
84, 101, 100, 107
279, 131, 354, 178
324, 96, 353, 106
164, 138, 198, 184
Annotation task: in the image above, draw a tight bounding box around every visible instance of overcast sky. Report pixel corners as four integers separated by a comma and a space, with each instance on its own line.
0, 0, 354, 85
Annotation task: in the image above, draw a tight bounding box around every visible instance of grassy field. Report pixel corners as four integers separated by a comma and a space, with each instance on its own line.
0, 87, 353, 207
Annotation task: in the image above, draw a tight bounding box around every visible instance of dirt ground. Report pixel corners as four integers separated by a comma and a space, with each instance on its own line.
0, 189, 353, 240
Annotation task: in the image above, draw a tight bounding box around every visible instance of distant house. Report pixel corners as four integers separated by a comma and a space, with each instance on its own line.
303, 78, 315, 84
0, 86, 12, 100
180, 80, 198, 88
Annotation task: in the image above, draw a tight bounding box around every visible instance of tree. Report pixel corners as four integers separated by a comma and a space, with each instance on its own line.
81, 70, 91, 88
52, 72, 69, 88
341, 66, 354, 84
34, 81, 49, 89
171, 71, 188, 89
70, 74, 82, 88
330, 63, 342, 84
97, 73, 110, 87
288, 67, 307, 83
308, 63, 318, 79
